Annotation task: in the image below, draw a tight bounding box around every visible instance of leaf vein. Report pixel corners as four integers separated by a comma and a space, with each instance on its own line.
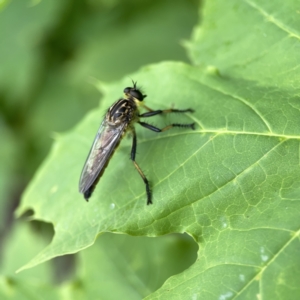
245, 0, 300, 40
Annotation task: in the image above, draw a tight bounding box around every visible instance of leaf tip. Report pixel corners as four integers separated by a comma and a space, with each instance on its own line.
87, 76, 108, 94
15, 264, 31, 274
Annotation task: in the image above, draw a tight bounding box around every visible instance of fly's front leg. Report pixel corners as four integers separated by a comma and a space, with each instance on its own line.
139, 106, 194, 118
130, 127, 152, 205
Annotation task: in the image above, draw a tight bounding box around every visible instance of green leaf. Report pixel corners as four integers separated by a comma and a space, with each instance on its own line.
72, 233, 197, 299
187, 0, 300, 88
1, 221, 196, 299
0, 121, 17, 232
0, 0, 66, 101
17, 0, 300, 299
0, 221, 59, 300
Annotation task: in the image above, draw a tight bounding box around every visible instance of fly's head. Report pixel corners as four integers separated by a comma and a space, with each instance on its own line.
124, 81, 147, 105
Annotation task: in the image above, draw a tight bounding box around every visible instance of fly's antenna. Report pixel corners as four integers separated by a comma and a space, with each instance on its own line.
132, 79, 137, 89
131, 80, 146, 98
127, 77, 137, 89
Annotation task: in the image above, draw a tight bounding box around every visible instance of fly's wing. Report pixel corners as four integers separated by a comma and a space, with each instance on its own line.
79, 118, 127, 194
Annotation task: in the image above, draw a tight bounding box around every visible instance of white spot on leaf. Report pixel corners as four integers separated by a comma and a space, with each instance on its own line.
260, 246, 269, 262
219, 291, 233, 300
239, 274, 245, 282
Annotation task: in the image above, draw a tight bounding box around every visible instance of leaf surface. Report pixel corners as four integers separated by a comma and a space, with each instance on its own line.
17, 0, 300, 299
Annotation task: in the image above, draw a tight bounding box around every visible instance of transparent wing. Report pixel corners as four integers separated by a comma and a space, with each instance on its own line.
79, 118, 127, 193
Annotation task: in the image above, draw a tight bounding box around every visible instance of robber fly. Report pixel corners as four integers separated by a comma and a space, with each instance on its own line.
79, 81, 195, 205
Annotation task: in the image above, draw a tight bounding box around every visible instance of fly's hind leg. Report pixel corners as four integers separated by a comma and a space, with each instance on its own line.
130, 127, 152, 205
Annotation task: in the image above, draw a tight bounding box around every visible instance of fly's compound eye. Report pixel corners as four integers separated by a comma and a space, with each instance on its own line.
124, 87, 145, 101
123, 87, 131, 94
130, 89, 144, 101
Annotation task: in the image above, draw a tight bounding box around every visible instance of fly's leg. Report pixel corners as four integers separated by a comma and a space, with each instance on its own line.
139, 107, 194, 118
139, 106, 195, 129
131, 127, 152, 205
138, 121, 195, 132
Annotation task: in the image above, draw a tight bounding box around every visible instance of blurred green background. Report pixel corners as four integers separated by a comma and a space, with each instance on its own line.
0, 0, 199, 296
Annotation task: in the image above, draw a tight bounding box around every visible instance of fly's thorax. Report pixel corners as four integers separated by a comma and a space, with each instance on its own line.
108, 98, 138, 125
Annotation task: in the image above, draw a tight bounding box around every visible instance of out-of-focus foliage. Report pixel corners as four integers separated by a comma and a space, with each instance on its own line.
0, 0, 198, 298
